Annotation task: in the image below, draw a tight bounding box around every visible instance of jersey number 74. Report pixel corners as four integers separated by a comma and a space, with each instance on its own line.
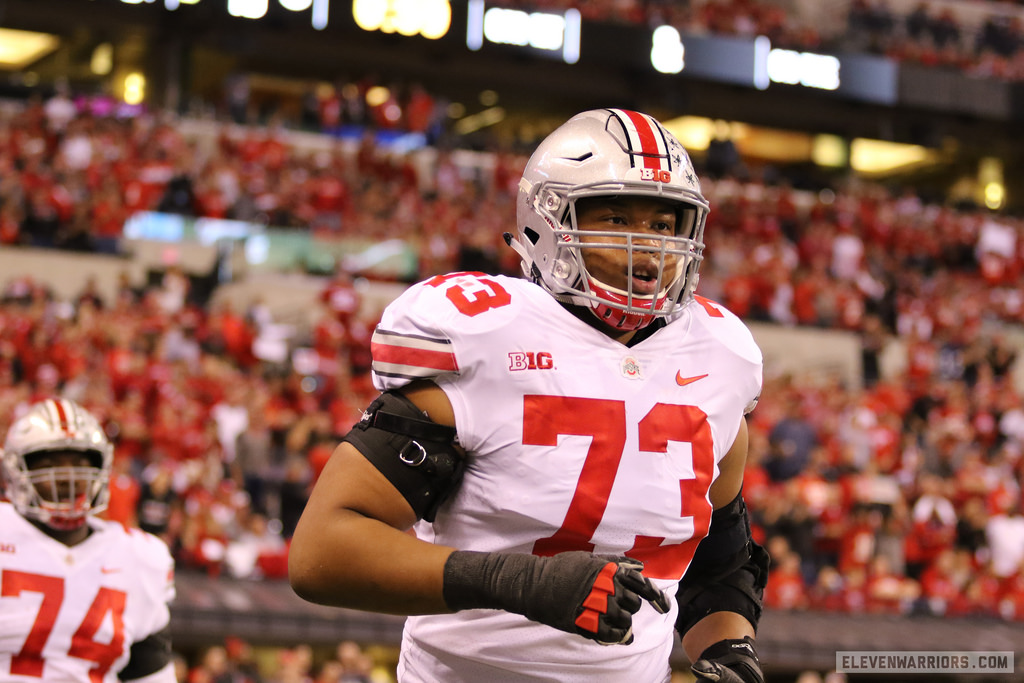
2, 570, 126, 682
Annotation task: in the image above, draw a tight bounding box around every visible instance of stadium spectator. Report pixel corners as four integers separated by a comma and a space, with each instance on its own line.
765, 547, 810, 611
233, 402, 278, 517
905, 472, 958, 578
224, 511, 288, 579
333, 640, 374, 683
986, 495, 1024, 578
106, 452, 142, 527
864, 554, 919, 615
138, 459, 181, 541
806, 564, 846, 613
947, 564, 1002, 617
766, 392, 818, 481
920, 547, 965, 616
187, 645, 233, 683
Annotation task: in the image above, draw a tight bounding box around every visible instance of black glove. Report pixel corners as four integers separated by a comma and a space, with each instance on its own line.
442, 550, 670, 645
691, 636, 764, 683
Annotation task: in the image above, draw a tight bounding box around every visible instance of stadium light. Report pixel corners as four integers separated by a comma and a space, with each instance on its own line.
0, 28, 60, 70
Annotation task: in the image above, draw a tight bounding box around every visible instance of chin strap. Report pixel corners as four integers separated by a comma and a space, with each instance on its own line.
502, 231, 526, 255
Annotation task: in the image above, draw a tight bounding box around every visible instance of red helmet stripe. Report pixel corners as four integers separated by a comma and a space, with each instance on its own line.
49, 399, 72, 436
615, 109, 667, 171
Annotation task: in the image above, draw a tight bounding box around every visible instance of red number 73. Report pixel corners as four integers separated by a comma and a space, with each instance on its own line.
525, 396, 714, 581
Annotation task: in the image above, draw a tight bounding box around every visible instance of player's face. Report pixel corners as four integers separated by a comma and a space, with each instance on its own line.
25, 450, 96, 504
575, 196, 681, 295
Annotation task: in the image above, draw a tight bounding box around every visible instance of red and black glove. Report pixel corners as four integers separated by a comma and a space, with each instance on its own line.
443, 550, 670, 645
691, 636, 764, 683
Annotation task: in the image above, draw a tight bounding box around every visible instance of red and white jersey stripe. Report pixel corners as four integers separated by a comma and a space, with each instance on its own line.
370, 329, 460, 380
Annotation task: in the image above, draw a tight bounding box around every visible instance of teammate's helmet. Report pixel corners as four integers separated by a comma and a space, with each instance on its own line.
1, 398, 113, 530
512, 108, 709, 331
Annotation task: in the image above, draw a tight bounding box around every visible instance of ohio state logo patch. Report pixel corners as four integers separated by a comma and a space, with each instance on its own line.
620, 356, 643, 379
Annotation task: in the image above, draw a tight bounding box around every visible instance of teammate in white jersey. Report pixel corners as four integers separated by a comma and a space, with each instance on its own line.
1, 398, 176, 683
290, 109, 769, 683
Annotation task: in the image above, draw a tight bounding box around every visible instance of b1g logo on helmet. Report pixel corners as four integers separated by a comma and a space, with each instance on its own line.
508, 351, 554, 371
639, 168, 672, 183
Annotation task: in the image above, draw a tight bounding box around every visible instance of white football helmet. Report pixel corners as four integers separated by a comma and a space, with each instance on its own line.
2, 398, 113, 530
511, 108, 709, 331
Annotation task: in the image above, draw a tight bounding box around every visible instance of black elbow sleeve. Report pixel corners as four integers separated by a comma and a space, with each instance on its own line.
118, 626, 172, 680
675, 493, 770, 637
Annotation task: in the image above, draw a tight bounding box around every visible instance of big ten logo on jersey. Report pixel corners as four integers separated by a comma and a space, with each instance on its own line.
508, 351, 554, 371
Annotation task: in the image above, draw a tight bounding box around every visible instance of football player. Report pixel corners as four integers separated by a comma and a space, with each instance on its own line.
1, 398, 176, 682
289, 109, 769, 683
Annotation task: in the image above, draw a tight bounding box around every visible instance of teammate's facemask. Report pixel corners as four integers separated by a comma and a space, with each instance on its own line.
2, 398, 113, 531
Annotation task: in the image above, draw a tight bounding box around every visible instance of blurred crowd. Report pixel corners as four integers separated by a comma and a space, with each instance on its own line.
698, 172, 1024, 620
2, 63, 1024, 644
178, 638, 387, 683
4, 6, 1024, 682
488, 0, 1024, 82
0, 85, 513, 279
844, 0, 1024, 80
494, 0, 823, 49
3, 89, 1024, 630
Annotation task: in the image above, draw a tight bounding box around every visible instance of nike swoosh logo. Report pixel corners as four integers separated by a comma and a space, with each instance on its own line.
675, 372, 708, 387
101, 567, 120, 574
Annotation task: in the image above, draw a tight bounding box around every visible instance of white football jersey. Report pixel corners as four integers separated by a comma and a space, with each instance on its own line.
0, 503, 175, 682
371, 273, 762, 683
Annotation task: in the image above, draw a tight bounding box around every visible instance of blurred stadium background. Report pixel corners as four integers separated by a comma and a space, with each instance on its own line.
2, 0, 1024, 681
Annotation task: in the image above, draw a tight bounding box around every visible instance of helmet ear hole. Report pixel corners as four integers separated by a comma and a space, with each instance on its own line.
523, 228, 540, 245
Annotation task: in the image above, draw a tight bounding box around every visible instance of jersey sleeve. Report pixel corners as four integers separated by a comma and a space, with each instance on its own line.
690, 295, 764, 415
128, 529, 176, 637
370, 272, 518, 391
370, 279, 462, 391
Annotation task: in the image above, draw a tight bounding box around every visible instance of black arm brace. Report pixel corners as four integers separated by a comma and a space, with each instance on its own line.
342, 391, 465, 522
675, 492, 770, 637
118, 625, 172, 680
